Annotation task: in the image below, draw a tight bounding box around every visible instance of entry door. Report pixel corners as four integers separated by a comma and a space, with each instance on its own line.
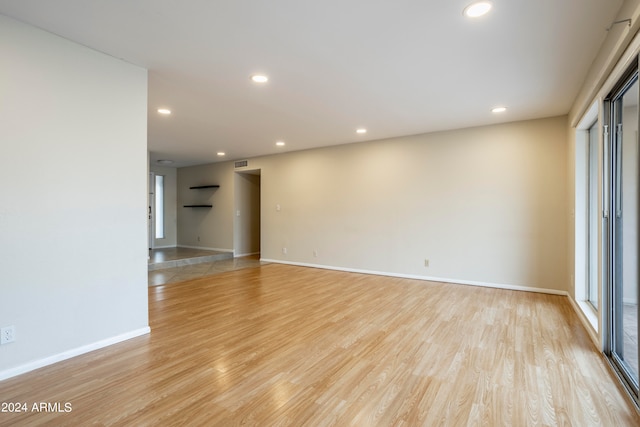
606, 67, 639, 400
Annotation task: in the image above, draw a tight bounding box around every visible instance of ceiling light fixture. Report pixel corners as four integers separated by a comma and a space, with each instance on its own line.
491, 106, 507, 113
251, 74, 269, 83
217, 152, 226, 156
276, 141, 285, 146
156, 159, 174, 165
157, 108, 171, 115
356, 128, 367, 134
463, 1, 492, 18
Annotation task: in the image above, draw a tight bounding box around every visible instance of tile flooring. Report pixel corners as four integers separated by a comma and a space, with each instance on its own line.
148, 247, 232, 270
148, 247, 267, 286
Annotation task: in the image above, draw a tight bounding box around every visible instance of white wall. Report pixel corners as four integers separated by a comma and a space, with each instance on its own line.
179, 116, 569, 292
0, 15, 149, 377
150, 165, 178, 248
178, 162, 235, 251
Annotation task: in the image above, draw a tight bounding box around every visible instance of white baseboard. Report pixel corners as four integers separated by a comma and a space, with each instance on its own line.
235, 251, 260, 258
178, 245, 233, 253
152, 245, 176, 249
0, 326, 151, 382
567, 296, 600, 349
260, 259, 568, 296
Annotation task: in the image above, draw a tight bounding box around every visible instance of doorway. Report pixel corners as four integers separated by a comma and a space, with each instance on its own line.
234, 170, 261, 257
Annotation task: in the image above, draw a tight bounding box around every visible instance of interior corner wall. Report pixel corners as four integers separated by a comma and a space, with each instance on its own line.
180, 116, 569, 292
177, 162, 235, 251
0, 15, 149, 377
150, 165, 178, 248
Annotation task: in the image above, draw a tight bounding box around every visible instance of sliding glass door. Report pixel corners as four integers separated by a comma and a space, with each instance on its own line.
605, 64, 640, 400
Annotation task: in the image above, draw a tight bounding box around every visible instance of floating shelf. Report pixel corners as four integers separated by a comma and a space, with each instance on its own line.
186, 185, 218, 207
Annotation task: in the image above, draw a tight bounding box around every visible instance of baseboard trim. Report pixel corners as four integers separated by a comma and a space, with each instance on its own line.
260, 259, 568, 296
567, 296, 601, 350
177, 245, 233, 253
0, 326, 151, 382
235, 251, 260, 258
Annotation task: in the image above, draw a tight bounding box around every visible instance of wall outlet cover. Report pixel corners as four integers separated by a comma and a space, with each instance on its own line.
1, 326, 15, 344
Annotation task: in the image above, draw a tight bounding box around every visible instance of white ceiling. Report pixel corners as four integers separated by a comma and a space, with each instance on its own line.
0, 0, 624, 167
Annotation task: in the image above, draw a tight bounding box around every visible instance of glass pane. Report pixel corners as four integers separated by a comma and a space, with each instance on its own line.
588, 120, 599, 309
614, 78, 639, 385
155, 175, 165, 239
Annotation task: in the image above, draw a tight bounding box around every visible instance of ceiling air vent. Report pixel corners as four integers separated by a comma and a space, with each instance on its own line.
235, 160, 248, 168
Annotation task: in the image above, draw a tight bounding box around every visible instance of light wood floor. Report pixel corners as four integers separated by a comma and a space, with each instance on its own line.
1, 264, 639, 426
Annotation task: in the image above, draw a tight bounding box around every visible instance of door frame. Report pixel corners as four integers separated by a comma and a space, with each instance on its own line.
149, 172, 155, 250
603, 60, 640, 402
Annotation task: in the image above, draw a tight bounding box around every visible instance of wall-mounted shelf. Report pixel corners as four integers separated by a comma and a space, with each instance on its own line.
185, 185, 219, 208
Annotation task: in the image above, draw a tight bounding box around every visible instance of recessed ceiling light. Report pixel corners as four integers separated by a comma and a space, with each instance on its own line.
356, 128, 367, 134
276, 141, 285, 146
463, 1, 492, 18
251, 74, 269, 83
217, 152, 226, 156
491, 106, 507, 113
156, 159, 173, 165
157, 108, 171, 115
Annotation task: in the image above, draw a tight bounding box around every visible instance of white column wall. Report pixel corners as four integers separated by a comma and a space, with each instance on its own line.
0, 15, 149, 377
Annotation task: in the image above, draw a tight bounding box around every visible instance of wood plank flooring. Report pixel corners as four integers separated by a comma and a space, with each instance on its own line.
1, 264, 639, 426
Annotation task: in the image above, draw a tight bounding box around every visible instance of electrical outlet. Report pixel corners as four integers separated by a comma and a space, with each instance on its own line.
1, 325, 15, 344
424, 259, 430, 267
282, 247, 287, 255
197, 236, 200, 242
313, 250, 318, 257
